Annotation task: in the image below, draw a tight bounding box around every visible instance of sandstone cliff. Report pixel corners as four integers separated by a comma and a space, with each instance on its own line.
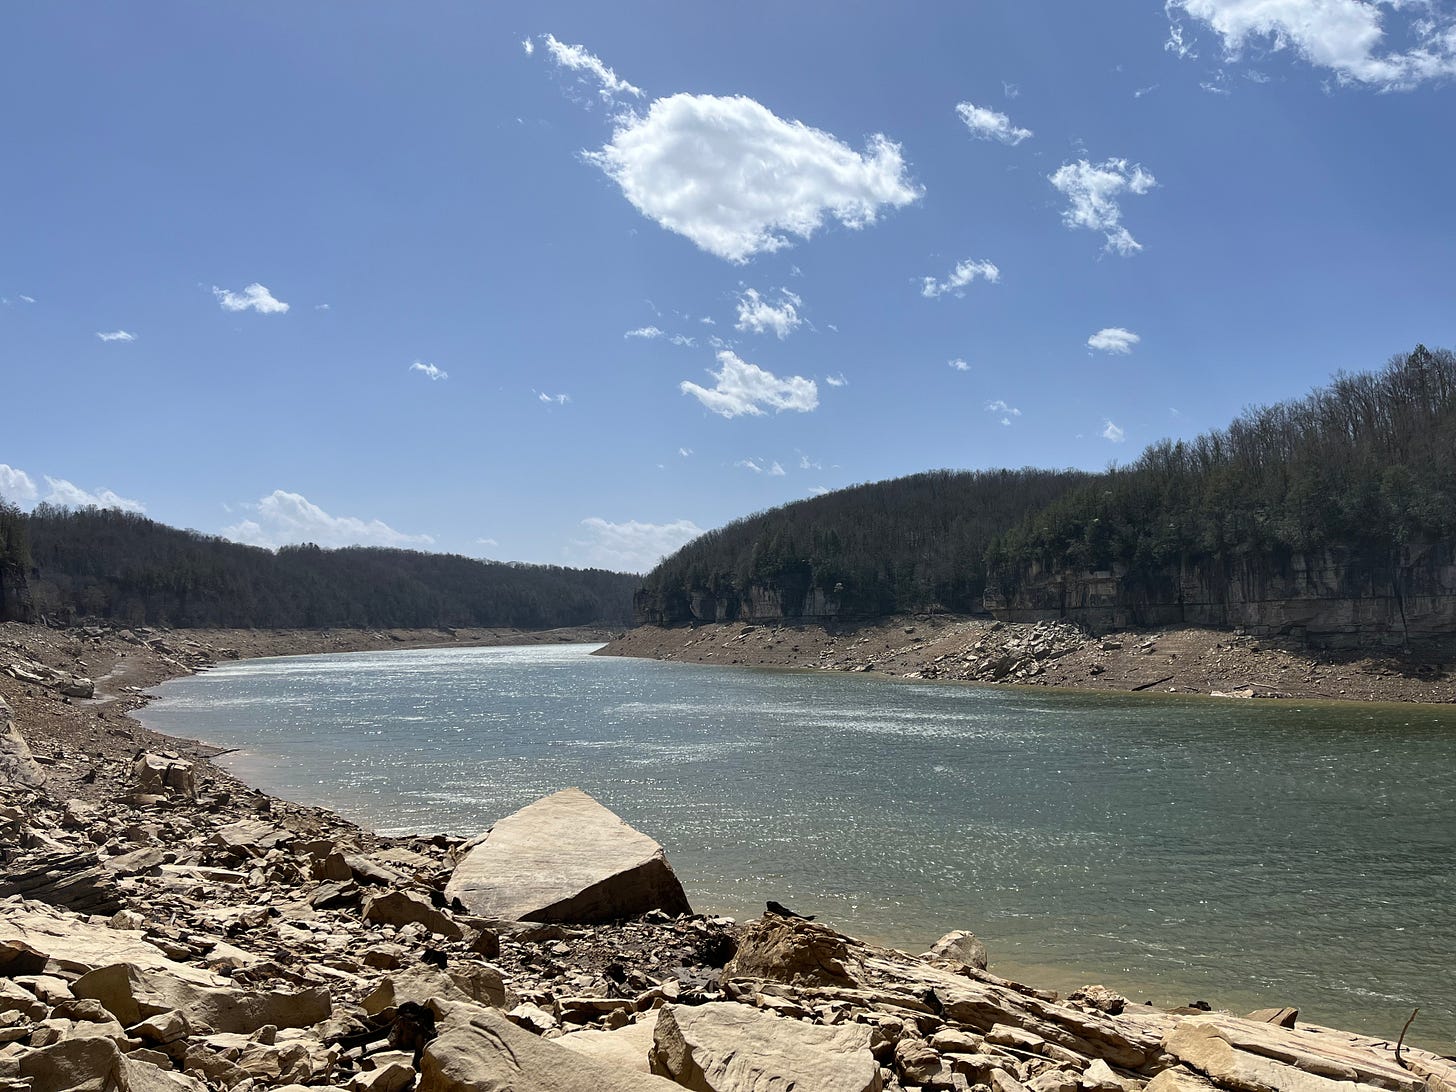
985, 542, 1456, 649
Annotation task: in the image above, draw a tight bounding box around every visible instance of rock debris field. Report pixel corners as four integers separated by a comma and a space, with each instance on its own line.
2, 619, 1455, 1091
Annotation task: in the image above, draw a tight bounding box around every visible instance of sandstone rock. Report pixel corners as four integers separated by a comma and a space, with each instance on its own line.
0, 696, 45, 787
17, 1033, 206, 1092
650, 1002, 882, 1092
444, 788, 691, 923
895, 1037, 947, 1086
58, 677, 95, 699
557, 1010, 658, 1072
133, 754, 196, 799
352, 1059, 416, 1092
929, 929, 990, 970
362, 966, 505, 1017
103, 847, 167, 876
1082, 1058, 1129, 1092
0, 853, 124, 915
1144, 1065, 1221, 1092
419, 1003, 681, 1091
74, 961, 330, 1034
362, 890, 465, 940
724, 914, 858, 987
1164, 1022, 1386, 1092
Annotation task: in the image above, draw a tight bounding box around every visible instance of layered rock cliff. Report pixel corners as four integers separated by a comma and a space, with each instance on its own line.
985, 542, 1456, 648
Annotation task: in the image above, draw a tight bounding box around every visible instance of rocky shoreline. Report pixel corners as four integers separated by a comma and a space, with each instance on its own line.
2, 620, 1454, 1091
597, 616, 1456, 705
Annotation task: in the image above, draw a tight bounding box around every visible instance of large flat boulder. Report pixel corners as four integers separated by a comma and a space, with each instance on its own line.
419, 1003, 680, 1092
443, 788, 691, 923
649, 1002, 882, 1092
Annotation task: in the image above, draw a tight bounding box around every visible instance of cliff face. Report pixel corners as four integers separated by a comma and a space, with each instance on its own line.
635, 580, 843, 626
985, 542, 1456, 648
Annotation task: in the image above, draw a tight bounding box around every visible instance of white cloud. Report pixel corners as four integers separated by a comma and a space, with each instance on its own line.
954, 101, 1033, 145
540, 33, 643, 100
18, 295, 34, 304
921, 258, 1001, 298
477, 536, 499, 547
948, 358, 971, 371
574, 516, 704, 572
520, 37, 534, 56
314, 303, 331, 311
986, 399, 1022, 427
1087, 327, 1141, 354
1048, 158, 1157, 255
799, 454, 822, 470
42, 476, 144, 513
1102, 420, 1127, 443
585, 93, 920, 263
213, 283, 290, 314
625, 325, 664, 339
680, 351, 818, 418
809, 485, 831, 497
0, 464, 38, 502
669, 333, 695, 347
1166, 0, 1456, 89
824, 373, 848, 387
735, 458, 787, 477
1135, 84, 1161, 97
735, 459, 764, 474
678, 447, 693, 457
538, 391, 570, 405
1002, 81, 1021, 99
222, 490, 433, 549
96, 330, 136, 343
410, 361, 448, 380
699, 316, 716, 325
735, 287, 803, 338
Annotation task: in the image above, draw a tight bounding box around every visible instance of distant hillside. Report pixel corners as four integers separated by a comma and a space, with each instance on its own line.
0, 506, 638, 630
634, 468, 1093, 624
638, 345, 1456, 646
985, 344, 1456, 644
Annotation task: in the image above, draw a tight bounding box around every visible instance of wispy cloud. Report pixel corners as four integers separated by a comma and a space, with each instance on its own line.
735, 458, 786, 476
573, 516, 704, 572
678, 447, 693, 458
410, 361, 448, 380
213, 283, 290, 314
921, 258, 1000, 299
538, 391, 570, 405
681, 351, 818, 419
735, 287, 803, 339
1048, 158, 1157, 256
1102, 419, 1126, 443
985, 399, 1022, 426
43, 476, 144, 513
1087, 327, 1141, 354
538, 33, 643, 100
223, 490, 433, 549
1166, 0, 1456, 90
824, 373, 848, 387
625, 325, 664, 339
520, 37, 534, 56
585, 91, 920, 262
948, 358, 971, 372
955, 101, 1033, 145
96, 330, 136, 343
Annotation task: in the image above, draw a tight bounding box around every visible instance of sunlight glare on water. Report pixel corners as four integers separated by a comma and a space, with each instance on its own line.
137, 643, 1456, 1050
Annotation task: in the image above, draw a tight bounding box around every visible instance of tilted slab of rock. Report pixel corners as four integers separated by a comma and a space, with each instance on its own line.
443, 788, 691, 923
0, 694, 45, 787
0, 901, 223, 985
1164, 1022, 1394, 1092
650, 1002, 883, 1092
15, 1034, 207, 1092
556, 1010, 660, 1073
419, 1002, 681, 1092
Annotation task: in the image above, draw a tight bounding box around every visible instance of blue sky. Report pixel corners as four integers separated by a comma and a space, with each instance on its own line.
3, 2, 1453, 571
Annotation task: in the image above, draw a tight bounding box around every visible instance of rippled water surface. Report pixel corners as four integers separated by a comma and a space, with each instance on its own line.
138, 644, 1456, 1049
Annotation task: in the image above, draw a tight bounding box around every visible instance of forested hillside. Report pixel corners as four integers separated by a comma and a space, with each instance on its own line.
638, 345, 1456, 633
635, 468, 1092, 622
986, 344, 1456, 592
0, 506, 638, 629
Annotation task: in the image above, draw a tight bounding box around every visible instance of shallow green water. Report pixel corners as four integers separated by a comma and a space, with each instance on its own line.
138, 644, 1456, 1050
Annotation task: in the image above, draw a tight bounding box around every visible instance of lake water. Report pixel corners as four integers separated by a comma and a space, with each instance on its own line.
137, 643, 1456, 1050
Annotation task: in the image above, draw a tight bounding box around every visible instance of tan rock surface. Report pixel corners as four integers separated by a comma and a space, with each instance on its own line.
443, 787, 691, 923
